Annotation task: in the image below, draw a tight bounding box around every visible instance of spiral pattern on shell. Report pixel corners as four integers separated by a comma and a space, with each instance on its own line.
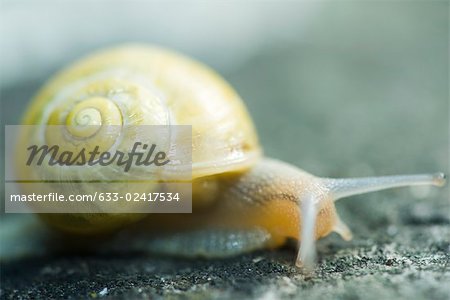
44, 75, 170, 153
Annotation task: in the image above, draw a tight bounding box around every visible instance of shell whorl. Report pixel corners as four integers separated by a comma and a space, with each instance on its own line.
40, 74, 171, 156
64, 97, 120, 136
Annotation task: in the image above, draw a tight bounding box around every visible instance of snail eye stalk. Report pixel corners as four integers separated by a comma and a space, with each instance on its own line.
296, 193, 318, 272
321, 173, 446, 201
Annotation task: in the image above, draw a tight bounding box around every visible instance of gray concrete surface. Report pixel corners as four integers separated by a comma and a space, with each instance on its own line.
0, 210, 449, 299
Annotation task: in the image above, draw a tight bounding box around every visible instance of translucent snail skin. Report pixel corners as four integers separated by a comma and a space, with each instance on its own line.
16, 44, 446, 271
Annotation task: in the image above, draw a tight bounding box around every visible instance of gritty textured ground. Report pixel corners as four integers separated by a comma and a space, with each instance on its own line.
1, 208, 449, 300
1, 225, 449, 300
1, 1, 449, 300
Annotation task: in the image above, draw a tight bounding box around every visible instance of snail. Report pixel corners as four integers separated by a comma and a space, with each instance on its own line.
15, 44, 446, 271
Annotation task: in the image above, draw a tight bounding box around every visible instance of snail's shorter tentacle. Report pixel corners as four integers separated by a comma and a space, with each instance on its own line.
332, 215, 353, 241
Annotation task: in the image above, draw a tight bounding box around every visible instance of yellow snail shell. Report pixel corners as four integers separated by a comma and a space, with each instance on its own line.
17, 45, 260, 234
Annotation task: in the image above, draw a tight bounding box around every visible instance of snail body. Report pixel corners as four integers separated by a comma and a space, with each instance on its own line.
16, 45, 446, 269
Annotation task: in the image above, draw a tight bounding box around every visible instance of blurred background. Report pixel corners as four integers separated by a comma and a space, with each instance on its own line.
0, 1, 448, 299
